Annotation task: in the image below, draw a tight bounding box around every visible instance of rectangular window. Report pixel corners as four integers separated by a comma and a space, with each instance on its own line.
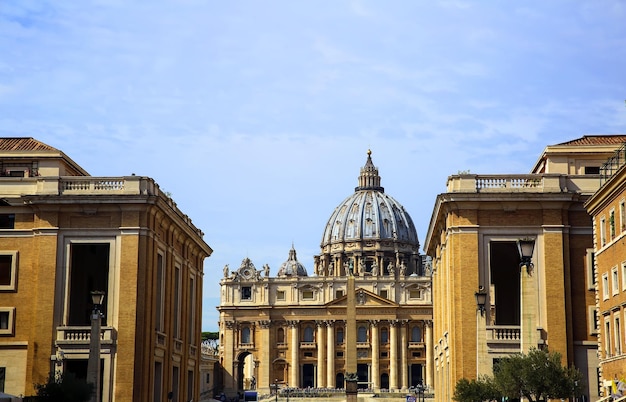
605, 319, 612, 357
0, 367, 4, 393
613, 266, 620, 296
610, 209, 616, 240
174, 266, 181, 338
585, 166, 600, 174
622, 262, 626, 292
0, 214, 15, 229
588, 306, 599, 335
276, 290, 285, 300
172, 366, 180, 402
302, 290, 314, 300
154, 361, 163, 402
187, 370, 194, 402
586, 249, 596, 290
336, 290, 344, 298
156, 253, 165, 332
615, 315, 622, 355
621, 199, 626, 233
0, 308, 15, 335
241, 286, 252, 300
601, 216, 607, 246
0, 252, 17, 291
189, 277, 196, 344
603, 273, 610, 300
409, 289, 421, 299
380, 290, 388, 299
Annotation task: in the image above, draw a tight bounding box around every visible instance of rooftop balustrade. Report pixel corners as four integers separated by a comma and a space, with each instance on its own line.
446, 173, 601, 195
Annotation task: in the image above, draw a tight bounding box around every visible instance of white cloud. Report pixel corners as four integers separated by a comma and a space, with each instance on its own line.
1, 0, 625, 330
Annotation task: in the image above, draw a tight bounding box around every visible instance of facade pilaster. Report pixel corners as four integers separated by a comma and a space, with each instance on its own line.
223, 320, 236, 392
258, 320, 272, 393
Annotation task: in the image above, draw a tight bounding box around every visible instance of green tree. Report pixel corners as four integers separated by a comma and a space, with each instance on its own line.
34, 372, 94, 402
492, 348, 583, 402
454, 376, 499, 402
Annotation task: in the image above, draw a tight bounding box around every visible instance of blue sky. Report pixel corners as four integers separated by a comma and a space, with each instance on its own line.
1, 1, 625, 331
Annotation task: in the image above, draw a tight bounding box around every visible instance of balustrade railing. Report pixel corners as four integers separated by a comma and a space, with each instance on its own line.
486, 326, 520, 341
447, 174, 600, 195
56, 326, 116, 344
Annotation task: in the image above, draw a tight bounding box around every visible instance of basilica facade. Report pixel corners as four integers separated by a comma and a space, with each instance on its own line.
217, 151, 433, 397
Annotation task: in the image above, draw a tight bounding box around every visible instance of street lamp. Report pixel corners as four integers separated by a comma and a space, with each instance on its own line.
274, 379, 278, 402
87, 290, 105, 402
517, 238, 536, 275
475, 286, 487, 316
415, 382, 424, 402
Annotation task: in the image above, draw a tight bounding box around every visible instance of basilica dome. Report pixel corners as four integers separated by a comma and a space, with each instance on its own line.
321, 151, 418, 247
277, 245, 308, 277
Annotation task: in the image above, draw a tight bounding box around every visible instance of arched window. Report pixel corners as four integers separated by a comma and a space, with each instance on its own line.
241, 326, 251, 344
381, 328, 389, 343
411, 326, 422, 342
357, 326, 367, 342
277, 328, 285, 344
304, 326, 314, 342
337, 328, 344, 343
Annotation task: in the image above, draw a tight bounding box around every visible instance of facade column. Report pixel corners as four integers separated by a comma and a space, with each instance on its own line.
258, 320, 272, 393
390, 320, 398, 391
326, 321, 335, 388
400, 321, 408, 391
370, 320, 380, 391
289, 320, 299, 387
316, 321, 326, 388
425, 320, 434, 388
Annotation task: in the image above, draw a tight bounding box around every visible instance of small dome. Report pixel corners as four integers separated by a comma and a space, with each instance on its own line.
277, 245, 308, 277
321, 150, 419, 247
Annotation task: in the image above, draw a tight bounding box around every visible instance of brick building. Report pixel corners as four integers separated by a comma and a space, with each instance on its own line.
585, 142, 626, 398
0, 138, 212, 401
424, 135, 626, 401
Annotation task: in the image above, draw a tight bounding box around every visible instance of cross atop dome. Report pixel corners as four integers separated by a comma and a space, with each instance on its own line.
355, 149, 384, 192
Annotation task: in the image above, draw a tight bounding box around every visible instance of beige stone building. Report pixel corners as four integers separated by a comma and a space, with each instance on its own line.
0, 138, 212, 401
424, 135, 626, 401
217, 151, 433, 398
585, 142, 626, 398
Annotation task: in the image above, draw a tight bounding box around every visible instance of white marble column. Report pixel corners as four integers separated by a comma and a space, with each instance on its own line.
370, 320, 380, 391
326, 321, 335, 388
289, 321, 299, 387
316, 321, 326, 388
390, 320, 398, 391
400, 321, 408, 391
425, 320, 434, 388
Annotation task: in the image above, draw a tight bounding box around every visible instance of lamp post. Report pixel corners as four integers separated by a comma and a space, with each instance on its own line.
415, 383, 424, 402
517, 238, 536, 274
475, 286, 487, 316
517, 237, 536, 353
274, 379, 278, 402
87, 290, 105, 402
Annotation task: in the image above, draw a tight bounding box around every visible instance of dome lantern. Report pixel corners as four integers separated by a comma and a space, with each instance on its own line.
355, 149, 384, 192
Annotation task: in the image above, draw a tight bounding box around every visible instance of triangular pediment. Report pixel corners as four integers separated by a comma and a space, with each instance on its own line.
325, 288, 399, 308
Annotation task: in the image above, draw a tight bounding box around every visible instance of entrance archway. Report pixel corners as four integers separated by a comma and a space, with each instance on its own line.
236, 352, 255, 392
